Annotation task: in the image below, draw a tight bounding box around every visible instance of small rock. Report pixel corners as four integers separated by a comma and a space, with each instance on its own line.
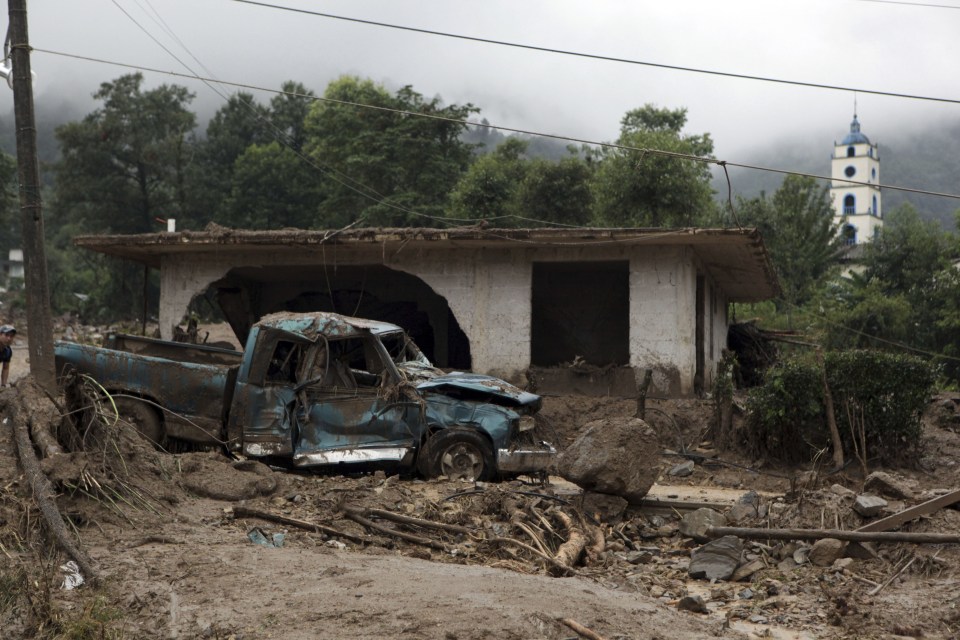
737, 490, 760, 506
777, 557, 799, 572
689, 535, 742, 581
727, 502, 758, 525
679, 508, 728, 542
830, 483, 856, 498
731, 558, 765, 582
668, 460, 696, 477
626, 550, 655, 564
677, 595, 710, 614
809, 538, 846, 567
738, 588, 754, 600
853, 494, 888, 517
580, 491, 629, 523
832, 557, 854, 571
864, 471, 915, 500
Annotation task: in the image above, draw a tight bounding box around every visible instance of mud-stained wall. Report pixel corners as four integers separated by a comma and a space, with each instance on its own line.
628, 246, 696, 396
389, 249, 531, 382
155, 242, 732, 395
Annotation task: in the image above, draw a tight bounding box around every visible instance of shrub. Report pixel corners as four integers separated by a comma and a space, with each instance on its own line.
743, 349, 935, 465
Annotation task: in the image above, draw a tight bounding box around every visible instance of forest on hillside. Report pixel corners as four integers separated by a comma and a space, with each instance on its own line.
0, 73, 957, 384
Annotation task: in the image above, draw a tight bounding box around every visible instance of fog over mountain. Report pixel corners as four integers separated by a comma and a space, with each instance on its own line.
1, 0, 956, 228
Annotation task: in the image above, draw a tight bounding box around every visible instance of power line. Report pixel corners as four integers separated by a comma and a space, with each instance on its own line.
854, 0, 960, 8
33, 48, 960, 205
232, 0, 960, 107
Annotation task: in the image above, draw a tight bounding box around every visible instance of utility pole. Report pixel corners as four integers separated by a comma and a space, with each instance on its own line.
8, 0, 55, 392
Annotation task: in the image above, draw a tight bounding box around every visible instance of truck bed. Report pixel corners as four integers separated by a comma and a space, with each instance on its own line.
55, 336, 241, 445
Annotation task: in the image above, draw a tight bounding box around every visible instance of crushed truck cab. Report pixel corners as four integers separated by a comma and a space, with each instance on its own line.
55, 311, 555, 481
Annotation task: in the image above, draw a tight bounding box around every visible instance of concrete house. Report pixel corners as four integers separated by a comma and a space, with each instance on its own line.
74, 225, 779, 397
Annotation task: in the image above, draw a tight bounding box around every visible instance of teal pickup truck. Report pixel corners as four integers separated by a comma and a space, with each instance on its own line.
54, 312, 555, 481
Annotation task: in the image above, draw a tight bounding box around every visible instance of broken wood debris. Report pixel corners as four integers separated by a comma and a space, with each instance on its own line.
232, 505, 370, 545
560, 617, 608, 640
856, 488, 960, 533
706, 525, 960, 544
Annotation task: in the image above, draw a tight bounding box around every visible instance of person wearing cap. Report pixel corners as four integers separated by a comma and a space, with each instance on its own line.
0, 325, 15, 387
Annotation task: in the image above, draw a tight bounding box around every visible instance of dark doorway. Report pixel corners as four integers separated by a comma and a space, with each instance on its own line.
531, 261, 629, 366
695, 274, 705, 396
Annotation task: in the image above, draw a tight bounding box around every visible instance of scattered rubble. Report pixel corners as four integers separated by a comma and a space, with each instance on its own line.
2, 364, 960, 639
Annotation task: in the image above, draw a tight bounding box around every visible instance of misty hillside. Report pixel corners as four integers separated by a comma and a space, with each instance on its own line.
3, 98, 958, 231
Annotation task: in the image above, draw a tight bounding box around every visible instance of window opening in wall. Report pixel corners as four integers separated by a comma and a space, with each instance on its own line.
843, 194, 855, 215
531, 261, 629, 367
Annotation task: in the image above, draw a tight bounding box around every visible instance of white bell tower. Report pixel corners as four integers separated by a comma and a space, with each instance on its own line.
831, 115, 882, 244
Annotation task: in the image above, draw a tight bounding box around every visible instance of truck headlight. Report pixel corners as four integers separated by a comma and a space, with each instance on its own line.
518, 416, 536, 432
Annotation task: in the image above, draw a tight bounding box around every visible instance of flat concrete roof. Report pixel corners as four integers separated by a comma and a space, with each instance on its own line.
73, 225, 781, 302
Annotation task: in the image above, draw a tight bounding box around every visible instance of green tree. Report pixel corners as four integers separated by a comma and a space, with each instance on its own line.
591, 104, 717, 227
516, 156, 593, 226
53, 73, 197, 234
223, 141, 323, 229
449, 139, 593, 226
738, 175, 841, 310
269, 81, 315, 153
448, 138, 527, 224
304, 76, 478, 227
818, 203, 960, 383
189, 91, 270, 226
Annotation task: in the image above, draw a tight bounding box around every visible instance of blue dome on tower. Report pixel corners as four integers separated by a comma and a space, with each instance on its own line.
841, 115, 871, 145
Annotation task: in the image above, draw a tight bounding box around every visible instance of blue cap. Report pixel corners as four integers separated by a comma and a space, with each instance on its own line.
0, 325, 15, 334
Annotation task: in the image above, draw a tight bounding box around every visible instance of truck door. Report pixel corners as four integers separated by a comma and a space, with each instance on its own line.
232, 328, 312, 458
290, 333, 422, 468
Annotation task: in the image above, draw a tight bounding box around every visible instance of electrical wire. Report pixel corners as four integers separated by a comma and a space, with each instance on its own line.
32, 48, 960, 206
853, 0, 960, 8
232, 0, 960, 107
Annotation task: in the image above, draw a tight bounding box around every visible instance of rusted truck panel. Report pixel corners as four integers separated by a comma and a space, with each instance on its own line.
54, 311, 555, 480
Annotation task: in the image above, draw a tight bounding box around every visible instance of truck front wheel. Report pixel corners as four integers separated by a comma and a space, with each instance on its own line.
113, 397, 164, 447
418, 429, 494, 482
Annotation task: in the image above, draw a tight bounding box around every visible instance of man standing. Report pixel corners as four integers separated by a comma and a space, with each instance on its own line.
0, 325, 16, 387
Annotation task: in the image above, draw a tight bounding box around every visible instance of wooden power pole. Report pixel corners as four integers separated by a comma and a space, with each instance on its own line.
8, 0, 55, 392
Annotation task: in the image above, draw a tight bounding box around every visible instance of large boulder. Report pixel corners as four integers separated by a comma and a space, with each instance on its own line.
557, 417, 660, 504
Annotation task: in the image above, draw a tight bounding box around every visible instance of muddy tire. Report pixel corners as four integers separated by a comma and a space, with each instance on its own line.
418, 428, 495, 481
113, 397, 164, 446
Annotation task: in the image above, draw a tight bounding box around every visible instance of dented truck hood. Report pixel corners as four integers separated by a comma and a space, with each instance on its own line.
415, 372, 542, 410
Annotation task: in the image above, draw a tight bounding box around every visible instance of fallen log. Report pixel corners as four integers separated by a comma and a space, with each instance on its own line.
233, 506, 369, 545
5, 389, 99, 585
355, 507, 476, 536
341, 505, 450, 551
554, 511, 587, 568
706, 526, 960, 544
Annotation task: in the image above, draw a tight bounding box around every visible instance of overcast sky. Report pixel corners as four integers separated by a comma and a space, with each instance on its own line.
4, 0, 959, 163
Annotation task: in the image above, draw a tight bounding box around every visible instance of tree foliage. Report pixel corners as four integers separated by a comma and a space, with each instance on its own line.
738, 175, 842, 310
744, 350, 935, 465
590, 104, 718, 227
53, 73, 196, 234
304, 76, 478, 227
817, 203, 960, 383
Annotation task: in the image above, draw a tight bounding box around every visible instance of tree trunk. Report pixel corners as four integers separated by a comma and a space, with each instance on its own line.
817, 349, 844, 470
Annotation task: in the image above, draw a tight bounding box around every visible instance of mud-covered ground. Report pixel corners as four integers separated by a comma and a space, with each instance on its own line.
2, 326, 960, 639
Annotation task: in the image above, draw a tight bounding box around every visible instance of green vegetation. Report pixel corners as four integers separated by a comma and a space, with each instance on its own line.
743, 350, 936, 465
0, 70, 955, 396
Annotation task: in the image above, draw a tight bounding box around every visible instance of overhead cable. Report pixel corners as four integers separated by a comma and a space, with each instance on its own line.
232, 0, 960, 106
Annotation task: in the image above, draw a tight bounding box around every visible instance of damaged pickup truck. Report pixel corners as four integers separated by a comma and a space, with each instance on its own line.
54, 312, 555, 481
